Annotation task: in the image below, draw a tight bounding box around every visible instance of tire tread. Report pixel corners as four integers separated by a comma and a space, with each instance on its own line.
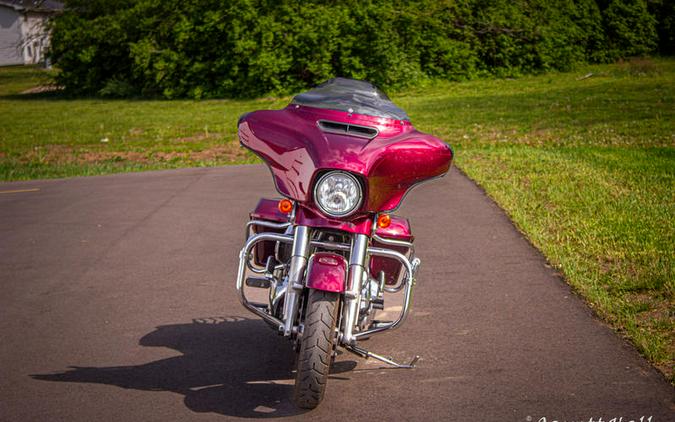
293, 289, 339, 409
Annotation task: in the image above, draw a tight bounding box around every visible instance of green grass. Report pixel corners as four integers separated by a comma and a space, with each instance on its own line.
398, 59, 675, 382
1, 60, 673, 381
0, 66, 287, 179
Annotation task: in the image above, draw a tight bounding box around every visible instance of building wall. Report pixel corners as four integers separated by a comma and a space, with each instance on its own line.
0, 6, 24, 66
20, 12, 49, 64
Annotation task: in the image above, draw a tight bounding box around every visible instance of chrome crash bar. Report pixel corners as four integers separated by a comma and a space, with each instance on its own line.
236, 220, 419, 343
236, 232, 290, 331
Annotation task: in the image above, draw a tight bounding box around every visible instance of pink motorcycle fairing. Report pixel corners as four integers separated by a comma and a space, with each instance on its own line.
239, 110, 452, 215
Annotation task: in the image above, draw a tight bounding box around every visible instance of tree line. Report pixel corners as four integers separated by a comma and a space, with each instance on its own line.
49, 0, 674, 98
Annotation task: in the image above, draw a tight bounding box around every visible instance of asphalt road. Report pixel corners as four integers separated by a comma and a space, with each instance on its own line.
0, 165, 673, 421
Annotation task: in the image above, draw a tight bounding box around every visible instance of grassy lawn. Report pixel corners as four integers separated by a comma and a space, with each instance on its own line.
0, 66, 278, 179
400, 60, 674, 382
1, 60, 673, 381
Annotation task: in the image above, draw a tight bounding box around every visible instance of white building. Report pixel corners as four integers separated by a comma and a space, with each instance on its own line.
0, 0, 63, 66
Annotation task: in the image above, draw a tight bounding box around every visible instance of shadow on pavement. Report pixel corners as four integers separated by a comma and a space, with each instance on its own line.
32, 317, 356, 418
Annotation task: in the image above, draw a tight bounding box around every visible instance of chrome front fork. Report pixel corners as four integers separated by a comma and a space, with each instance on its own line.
341, 233, 369, 345
282, 225, 310, 336
280, 229, 396, 346
279, 227, 370, 344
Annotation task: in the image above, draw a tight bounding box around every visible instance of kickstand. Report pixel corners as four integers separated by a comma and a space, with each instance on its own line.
345, 344, 419, 369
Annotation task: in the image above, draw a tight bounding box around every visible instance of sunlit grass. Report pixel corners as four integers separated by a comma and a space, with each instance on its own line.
458, 145, 673, 381
394, 58, 674, 382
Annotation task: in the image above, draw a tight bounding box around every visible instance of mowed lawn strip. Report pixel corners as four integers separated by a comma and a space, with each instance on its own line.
0, 65, 284, 180
459, 145, 673, 381
1, 60, 673, 381
398, 59, 674, 382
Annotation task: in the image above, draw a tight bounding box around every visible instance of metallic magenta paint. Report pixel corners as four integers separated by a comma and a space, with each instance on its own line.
238, 105, 453, 218
370, 215, 412, 285
249, 198, 288, 266
374, 215, 413, 241
295, 205, 373, 236
250, 198, 287, 223
306, 252, 348, 293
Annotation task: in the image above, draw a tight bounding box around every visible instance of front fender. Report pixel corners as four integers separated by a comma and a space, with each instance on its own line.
305, 252, 347, 293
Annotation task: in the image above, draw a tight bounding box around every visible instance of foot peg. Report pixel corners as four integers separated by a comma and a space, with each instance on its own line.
245, 277, 271, 289
345, 344, 419, 369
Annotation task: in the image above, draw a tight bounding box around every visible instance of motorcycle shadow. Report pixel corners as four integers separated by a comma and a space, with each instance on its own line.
31, 317, 357, 418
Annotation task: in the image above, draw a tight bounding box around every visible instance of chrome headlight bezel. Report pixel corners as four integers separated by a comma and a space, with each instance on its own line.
313, 171, 363, 218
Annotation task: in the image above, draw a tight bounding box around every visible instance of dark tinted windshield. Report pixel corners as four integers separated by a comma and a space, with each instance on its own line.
291, 78, 409, 121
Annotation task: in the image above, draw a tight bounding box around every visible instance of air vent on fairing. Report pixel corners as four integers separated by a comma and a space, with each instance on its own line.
317, 120, 379, 139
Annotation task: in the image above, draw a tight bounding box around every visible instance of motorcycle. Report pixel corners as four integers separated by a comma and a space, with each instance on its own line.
235, 78, 453, 409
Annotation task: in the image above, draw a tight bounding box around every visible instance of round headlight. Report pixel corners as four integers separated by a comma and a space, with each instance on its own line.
314, 171, 362, 217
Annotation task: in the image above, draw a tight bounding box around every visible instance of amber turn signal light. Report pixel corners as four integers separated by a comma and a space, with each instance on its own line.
278, 199, 293, 214
377, 213, 391, 229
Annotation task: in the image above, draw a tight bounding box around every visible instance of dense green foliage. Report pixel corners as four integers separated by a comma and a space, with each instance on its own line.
648, 0, 675, 55
48, 0, 667, 98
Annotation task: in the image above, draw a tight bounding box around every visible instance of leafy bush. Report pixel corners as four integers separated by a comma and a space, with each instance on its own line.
48, 0, 662, 98
598, 0, 657, 60
647, 0, 675, 55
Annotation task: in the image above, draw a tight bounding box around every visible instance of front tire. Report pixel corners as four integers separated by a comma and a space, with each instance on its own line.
293, 289, 339, 409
